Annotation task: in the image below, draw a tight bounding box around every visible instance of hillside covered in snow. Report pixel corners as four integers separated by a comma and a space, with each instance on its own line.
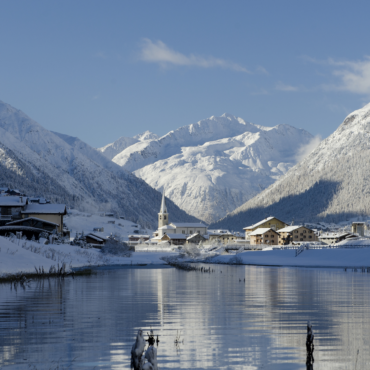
0, 100, 198, 228
211, 102, 370, 230
104, 114, 313, 223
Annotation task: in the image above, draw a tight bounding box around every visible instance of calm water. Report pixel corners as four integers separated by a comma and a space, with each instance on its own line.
1, 265, 370, 369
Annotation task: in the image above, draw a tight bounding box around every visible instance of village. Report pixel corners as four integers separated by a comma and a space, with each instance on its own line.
0, 187, 367, 252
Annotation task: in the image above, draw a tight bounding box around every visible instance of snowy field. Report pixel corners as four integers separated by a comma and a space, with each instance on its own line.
64, 209, 154, 241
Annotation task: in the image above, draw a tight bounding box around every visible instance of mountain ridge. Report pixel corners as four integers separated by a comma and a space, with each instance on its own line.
210, 102, 370, 230
102, 113, 314, 223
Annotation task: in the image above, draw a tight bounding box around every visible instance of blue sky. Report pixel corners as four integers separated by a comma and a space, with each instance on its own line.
1, 1, 370, 147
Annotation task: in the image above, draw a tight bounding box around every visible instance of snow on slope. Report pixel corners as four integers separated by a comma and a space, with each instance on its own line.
64, 210, 154, 241
98, 131, 159, 160
0, 100, 198, 228
211, 102, 370, 230
109, 114, 313, 223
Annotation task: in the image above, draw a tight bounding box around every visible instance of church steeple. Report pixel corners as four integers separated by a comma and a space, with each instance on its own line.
158, 189, 169, 229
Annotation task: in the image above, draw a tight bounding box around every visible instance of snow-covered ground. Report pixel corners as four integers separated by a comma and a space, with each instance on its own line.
212, 246, 370, 268
0, 235, 174, 278
64, 209, 154, 241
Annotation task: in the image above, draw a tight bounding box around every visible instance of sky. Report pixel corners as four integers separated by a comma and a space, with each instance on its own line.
1, 1, 370, 148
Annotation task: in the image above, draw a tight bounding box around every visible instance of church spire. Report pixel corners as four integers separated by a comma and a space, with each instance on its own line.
158, 189, 169, 229
160, 189, 167, 213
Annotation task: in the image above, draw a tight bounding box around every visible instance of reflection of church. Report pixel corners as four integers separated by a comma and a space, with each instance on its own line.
152, 190, 208, 245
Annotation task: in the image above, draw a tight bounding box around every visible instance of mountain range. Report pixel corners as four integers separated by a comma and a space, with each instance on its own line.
211, 102, 370, 230
0, 100, 198, 228
102, 114, 314, 223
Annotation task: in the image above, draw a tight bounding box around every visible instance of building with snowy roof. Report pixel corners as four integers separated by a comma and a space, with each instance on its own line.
22, 204, 67, 233
318, 232, 357, 245
278, 225, 318, 245
243, 217, 288, 240
249, 228, 280, 245
153, 190, 207, 242
207, 229, 238, 245
0, 196, 28, 225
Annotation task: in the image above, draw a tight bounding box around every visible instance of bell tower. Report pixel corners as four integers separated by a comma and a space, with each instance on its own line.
158, 190, 169, 229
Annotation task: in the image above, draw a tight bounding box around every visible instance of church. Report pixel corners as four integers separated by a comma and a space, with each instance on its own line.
152, 190, 208, 245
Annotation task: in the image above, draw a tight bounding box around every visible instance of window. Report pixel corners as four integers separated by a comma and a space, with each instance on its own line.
164, 216, 166, 220
303, 230, 306, 233
309, 230, 312, 233
295, 230, 298, 233
159, 216, 162, 220
190, 230, 193, 234
300, 238, 303, 241
182, 230, 185, 234
309, 236, 312, 239
197, 230, 200, 234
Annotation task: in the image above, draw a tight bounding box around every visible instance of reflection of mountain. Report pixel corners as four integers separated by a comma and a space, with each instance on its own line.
0, 267, 369, 369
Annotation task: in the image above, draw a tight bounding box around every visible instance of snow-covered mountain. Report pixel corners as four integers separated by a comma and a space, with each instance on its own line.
211, 102, 370, 230
98, 131, 158, 160
105, 114, 314, 223
0, 100, 198, 228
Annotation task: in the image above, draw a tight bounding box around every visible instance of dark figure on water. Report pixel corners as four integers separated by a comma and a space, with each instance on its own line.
306, 320, 314, 369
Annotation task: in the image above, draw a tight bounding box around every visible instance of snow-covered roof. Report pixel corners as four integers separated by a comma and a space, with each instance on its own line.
158, 224, 176, 230
128, 235, 150, 238
170, 222, 207, 228
162, 233, 188, 240
250, 227, 277, 236
208, 230, 233, 236
278, 225, 304, 233
86, 233, 107, 241
22, 204, 67, 214
186, 233, 204, 240
319, 232, 353, 239
6, 217, 59, 227
244, 217, 284, 230
0, 196, 27, 206
86, 233, 105, 242
0, 226, 50, 233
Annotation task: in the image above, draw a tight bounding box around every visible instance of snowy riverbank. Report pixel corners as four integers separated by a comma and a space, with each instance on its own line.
0, 236, 174, 279
211, 247, 370, 268
3, 235, 370, 279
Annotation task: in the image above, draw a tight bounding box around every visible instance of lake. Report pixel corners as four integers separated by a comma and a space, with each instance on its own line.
1, 265, 370, 369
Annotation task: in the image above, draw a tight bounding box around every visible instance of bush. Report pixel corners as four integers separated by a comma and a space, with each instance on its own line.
101, 235, 131, 257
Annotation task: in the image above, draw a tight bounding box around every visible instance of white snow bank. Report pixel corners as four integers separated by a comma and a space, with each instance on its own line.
0, 236, 175, 277
212, 247, 370, 268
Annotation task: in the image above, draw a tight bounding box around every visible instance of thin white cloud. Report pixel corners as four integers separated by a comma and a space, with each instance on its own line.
303, 56, 370, 95
139, 38, 250, 73
295, 135, 322, 162
329, 57, 370, 94
276, 82, 299, 92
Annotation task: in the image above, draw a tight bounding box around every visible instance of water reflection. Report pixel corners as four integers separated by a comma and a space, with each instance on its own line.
0, 266, 369, 369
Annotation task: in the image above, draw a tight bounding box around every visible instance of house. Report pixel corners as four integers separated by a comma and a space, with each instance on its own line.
21, 204, 67, 233
160, 233, 188, 245
249, 228, 280, 245
243, 217, 288, 240
278, 225, 318, 245
85, 233, 107, 246
152, 190, 207, 241
207, 229, 237, 245
186, 233, 206, 244
6, 217, 59, 233
0, 196, 28, 225
319, 232, 357, 245
0, 225, 51, 240
128, 234, 150, 246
